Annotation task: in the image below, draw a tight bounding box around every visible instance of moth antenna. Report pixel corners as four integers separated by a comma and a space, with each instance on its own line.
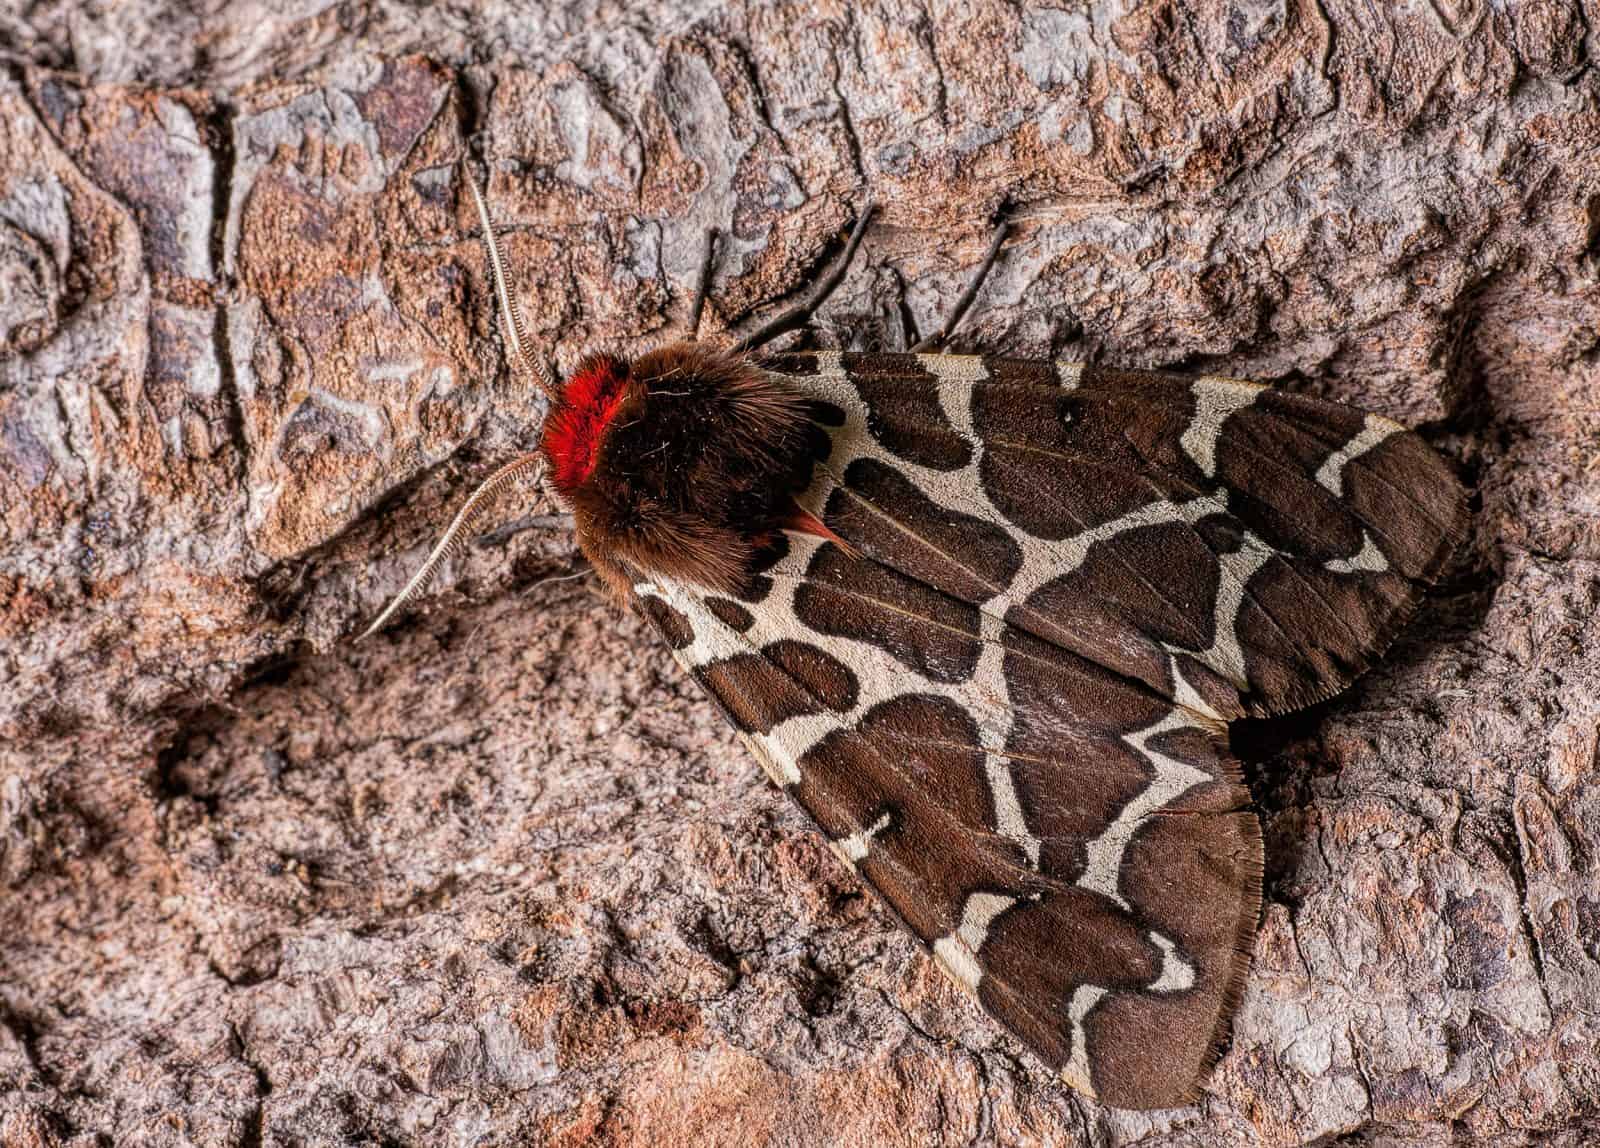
466, 171, 558, 399
358, 452, 545, 640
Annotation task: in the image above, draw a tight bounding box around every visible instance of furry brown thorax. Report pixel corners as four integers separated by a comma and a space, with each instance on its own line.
540, 343, 824, 598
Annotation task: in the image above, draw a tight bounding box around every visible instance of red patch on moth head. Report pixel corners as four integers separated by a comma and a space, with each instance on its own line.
542, 354, 633, 494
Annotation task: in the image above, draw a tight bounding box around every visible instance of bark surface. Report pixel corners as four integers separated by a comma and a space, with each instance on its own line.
2, 2, 1599, 1145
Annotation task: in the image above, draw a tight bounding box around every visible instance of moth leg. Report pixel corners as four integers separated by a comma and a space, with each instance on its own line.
475, 512, 577, 547
910, 218, 1010, 352
685, 227, 720, 340
730, 202, 876, 353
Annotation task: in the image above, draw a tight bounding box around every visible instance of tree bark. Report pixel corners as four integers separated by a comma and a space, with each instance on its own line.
2, 2, 1599, 1144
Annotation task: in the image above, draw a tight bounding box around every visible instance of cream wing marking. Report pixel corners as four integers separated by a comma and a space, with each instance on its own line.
1326, 533, 1391, 573
1180, 378, 1264, 479
831, 811, 892, 866
1061, 985, 1109, 1096
1076, 707, 1211, 911
1315, 414, 1402, 497
1149, 931, 1198, 992
931, 891, 1018, 994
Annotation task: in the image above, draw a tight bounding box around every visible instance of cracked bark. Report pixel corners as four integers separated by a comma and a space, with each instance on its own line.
3, 2, 1600, 1145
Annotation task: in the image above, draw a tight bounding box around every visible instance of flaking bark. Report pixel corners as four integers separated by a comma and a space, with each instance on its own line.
2, 2, 1599, 1144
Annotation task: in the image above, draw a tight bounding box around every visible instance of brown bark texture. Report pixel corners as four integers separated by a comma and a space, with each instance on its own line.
2, 1, 1599, 1145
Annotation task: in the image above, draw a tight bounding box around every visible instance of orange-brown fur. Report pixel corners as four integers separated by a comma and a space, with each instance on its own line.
542, 343, 820, 598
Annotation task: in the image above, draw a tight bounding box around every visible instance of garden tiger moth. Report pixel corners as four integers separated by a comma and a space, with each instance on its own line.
362, 168, 1466, 1109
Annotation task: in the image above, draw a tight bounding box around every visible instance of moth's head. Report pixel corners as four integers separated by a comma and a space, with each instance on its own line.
360, 170, 808, 636
529, 339, 822, 597
541, 352, 636, 497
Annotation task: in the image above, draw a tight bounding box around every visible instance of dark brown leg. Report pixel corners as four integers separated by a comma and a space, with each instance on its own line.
685, 227, 719, 339
910, 219, 1010, 352
730, 203, 876, 354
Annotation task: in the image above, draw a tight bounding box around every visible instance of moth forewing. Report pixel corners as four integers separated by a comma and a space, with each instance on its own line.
625, 350, 1462, 1108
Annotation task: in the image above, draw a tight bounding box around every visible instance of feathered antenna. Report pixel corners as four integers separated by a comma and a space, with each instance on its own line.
358, 165, 560, 639
466, 167, 558, 399
358, 452, 546, 640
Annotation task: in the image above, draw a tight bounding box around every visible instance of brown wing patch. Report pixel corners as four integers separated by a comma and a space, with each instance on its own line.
840, 354, 973, 470
730, 535, 788, 605
765, 639, 860, 710
1011, 519, 1229, 712
979, 356, 1059, 386
824, 457, 1022, 596
1234, 557, 1414, 713
971, 383, 1197, 539
796, 545, 983, 684
1000, 626, 1164, 882
1344, 429, 1467, 581
974, 888, 1163, 1060
1214, 404, 1368, 559
637, 594, 694, 649
797, 694, 1028, 942
705, 596, 755, 632
696, 641, 858, 735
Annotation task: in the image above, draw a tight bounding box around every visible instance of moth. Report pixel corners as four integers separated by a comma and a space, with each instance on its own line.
364, 173, 1467, 1109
